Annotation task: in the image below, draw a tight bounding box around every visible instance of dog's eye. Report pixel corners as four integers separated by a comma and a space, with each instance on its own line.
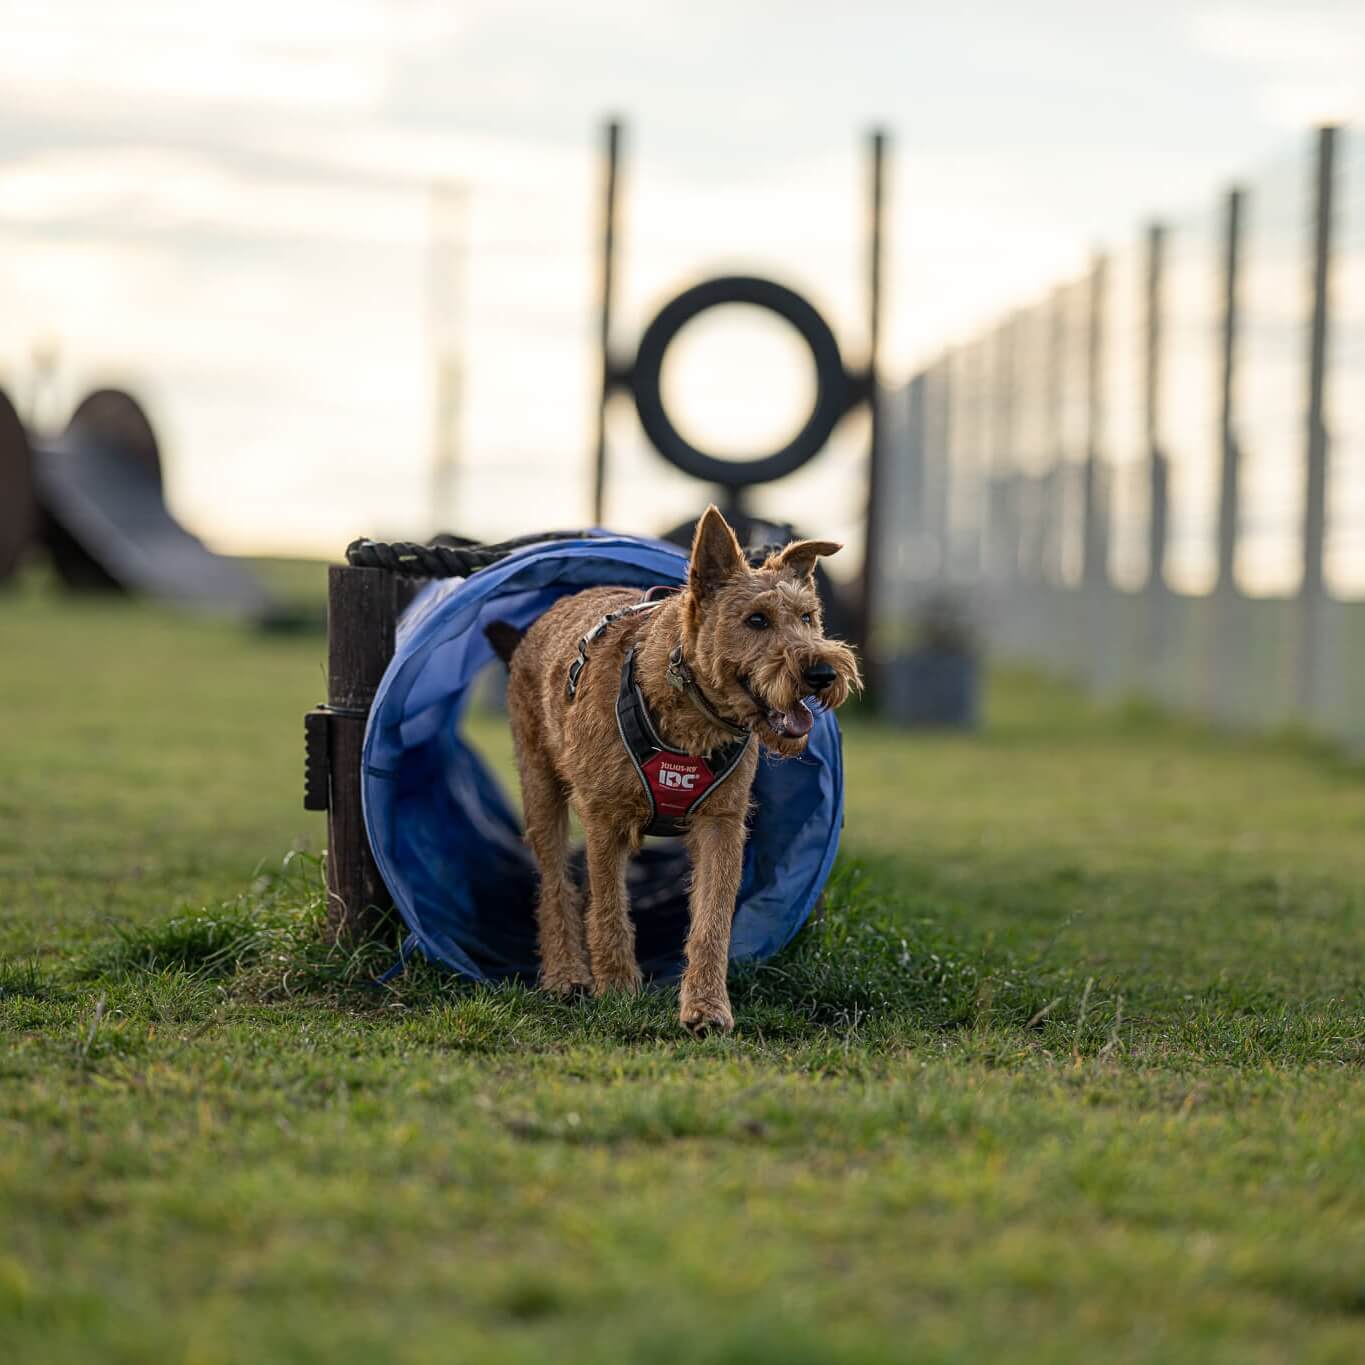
746, 612, 769, 630
801, 612, 812, 625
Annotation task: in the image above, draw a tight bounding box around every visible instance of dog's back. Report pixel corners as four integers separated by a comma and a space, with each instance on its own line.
501, 586, 644, 790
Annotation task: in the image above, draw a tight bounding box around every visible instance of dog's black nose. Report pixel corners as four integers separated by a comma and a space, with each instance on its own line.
803, 661, 837, 692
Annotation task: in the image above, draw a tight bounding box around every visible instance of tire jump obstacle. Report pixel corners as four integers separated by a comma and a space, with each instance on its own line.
0, 386, 279, 624
591, 119, 889, 651
305, 533, 846, 981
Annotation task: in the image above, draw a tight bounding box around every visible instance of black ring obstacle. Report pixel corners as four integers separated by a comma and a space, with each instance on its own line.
590, 119, 889, 655
630, 275, 854, 487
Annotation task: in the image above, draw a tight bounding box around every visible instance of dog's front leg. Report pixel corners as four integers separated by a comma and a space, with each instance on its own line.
584, 820, 642, 994
679, 816, 745, 1036
519, 747, 592, 994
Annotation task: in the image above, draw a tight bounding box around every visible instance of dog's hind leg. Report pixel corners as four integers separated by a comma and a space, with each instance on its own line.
519, 752, 592, 995
678, 816, 745, 1036
583, 821, 642, 995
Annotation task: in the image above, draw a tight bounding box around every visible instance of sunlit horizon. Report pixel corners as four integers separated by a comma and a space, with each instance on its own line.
3, 1, 1364, 565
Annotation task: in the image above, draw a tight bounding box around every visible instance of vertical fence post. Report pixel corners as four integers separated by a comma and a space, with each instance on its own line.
991, 316, 1019, 594
858, 129, 889, 667
947, 347, 964, 578
1015, 309, 1042, 586
1078, 255, 1110, 688
961, 340, 983, 580
993, 312, 1026, 649
976, 338, 993, 582
1042, 286, 1065, 587
1215, 188, 1245, 593
1144, 222, 1169, 591
898, 370, 927, 646
904, 373, 927, 549
321, 565, 398, 942
930, 351, 953, 583
1210, 185, 1247, 722
1299, 124, 1338, 712
1083, 254, 1109, 587
427, 184, 467, 535
1141, 222, 1170, 694
592, 118, 622, 527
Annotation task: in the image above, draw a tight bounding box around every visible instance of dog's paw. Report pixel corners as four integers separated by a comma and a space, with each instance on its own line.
592, 962, 643, 996
679, 995, 734, 1038
539, 963, 594, 997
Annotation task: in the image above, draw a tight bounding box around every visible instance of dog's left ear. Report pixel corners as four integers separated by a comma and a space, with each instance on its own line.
767, 539, 842, 582
688, 504, 746, 598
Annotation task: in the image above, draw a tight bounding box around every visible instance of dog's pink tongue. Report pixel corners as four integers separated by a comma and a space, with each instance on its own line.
774, 703, 815, 737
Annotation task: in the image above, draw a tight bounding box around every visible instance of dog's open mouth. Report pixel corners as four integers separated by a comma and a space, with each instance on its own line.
739, 675, 815, 739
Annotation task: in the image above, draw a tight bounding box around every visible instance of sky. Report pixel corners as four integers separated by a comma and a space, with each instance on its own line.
2, 0, 1363, 565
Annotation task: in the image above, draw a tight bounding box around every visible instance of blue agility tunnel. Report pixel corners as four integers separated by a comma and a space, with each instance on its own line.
362, 534, 844, 982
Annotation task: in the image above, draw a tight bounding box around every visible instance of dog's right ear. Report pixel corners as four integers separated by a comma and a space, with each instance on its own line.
767, 538, 842, 583
688, 504, 745, 599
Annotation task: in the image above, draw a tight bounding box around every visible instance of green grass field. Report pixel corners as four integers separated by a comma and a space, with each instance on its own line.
2, 573, 1363, 1364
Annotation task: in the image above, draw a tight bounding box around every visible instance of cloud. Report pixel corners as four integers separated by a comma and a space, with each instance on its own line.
1189, 3, 1365, 123
4, 1, 1352, 555
2, 8, 380, 115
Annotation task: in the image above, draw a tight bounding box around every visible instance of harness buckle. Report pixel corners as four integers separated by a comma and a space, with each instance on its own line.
566, 651, 588, 700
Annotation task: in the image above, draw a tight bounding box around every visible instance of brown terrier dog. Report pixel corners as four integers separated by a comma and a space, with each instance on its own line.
494, 506, 860, 1035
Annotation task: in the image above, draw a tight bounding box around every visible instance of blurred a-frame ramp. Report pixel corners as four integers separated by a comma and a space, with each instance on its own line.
30, 390, 276, 623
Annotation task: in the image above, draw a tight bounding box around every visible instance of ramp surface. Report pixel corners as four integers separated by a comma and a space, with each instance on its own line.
34, 432, 272, 620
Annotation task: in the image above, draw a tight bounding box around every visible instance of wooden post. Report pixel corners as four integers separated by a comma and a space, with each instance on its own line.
968, 338, 988, 578
1215, 187, 1245, 593
318, 565, 398, 942
992, 315, 1019, 585
1082, 253, 1109, 587
1299, 125, 1338, 712
901, 372, 928, 550
1043, 285, 1066, 584
592, 119, 622, 527
428, 183, 467, 535
954, 341, 975, 578
1144, 222, 1169, 591
1016, 310, 1043, 584
1139, 221, 1170, 694
1210, 186, 1246, 719
889, 372, 925, 667
933, 351, 954, 579
857, 128, 889, 667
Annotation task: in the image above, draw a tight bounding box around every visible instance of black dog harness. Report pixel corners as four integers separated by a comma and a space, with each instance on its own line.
616, 648, 752, 836
565, 594, 753, 837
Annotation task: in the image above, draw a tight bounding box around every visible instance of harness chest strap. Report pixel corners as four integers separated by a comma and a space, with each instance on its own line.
564, 589, 747, 737
615, 647, 752, 838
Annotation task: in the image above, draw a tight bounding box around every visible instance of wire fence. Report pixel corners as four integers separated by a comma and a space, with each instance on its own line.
874, 124, 1365, 748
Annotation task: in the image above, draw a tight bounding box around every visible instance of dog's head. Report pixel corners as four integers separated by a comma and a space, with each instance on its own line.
681, 505, 862, 756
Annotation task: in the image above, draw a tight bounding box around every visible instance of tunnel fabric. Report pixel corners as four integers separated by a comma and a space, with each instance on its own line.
361, 534, 844, 981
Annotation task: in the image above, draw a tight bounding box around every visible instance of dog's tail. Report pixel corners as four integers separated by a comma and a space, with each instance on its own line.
483, 620, 525, 667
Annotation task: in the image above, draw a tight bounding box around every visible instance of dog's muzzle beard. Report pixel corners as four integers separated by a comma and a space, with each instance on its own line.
738, 673, 817, 742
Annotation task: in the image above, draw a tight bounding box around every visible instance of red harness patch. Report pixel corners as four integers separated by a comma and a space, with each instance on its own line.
615, 647, 752, 837
642, 752, 721, 818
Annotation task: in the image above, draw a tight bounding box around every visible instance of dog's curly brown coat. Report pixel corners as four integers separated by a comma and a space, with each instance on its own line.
503, 506, 861, 1035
